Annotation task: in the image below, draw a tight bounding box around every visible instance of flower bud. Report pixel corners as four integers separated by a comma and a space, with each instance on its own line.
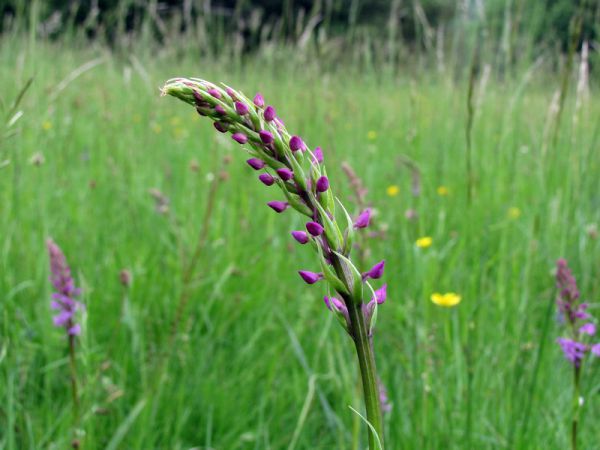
363, 260, 385, 280
374, 283, 387, 304
215, 104, 226, 115
290, 135, 304, 152
354, 208, 372, 229
291, 230, 309, 244
259, 130, 274, 144
298, 270, 323, 284
264, 106, 276, 121
246, 158, 265, 170
316, 176, 329, 193
276, 168, 294, 181
235, 101, 249, 115
214, 121, 229, 133
208, 88, 222, 99
258, 173, 275, 186
232, 133, 248, 144
267, 201, 289, 213
314, 146, 324, 163
253, 93, 265, 107
306, 221, 324, 236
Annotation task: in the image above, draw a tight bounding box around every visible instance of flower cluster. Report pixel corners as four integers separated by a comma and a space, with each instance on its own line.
161, 78, 387, 333
47, 239, 83, 336
555, 259, 599, 366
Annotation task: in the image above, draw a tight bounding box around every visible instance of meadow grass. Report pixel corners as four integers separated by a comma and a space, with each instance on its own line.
0, 30, 599, 449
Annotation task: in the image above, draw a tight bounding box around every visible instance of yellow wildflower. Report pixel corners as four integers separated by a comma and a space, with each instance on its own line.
416, 236, 432, 248
431, 292, 461, 307
367, 130, 377, 141
42, 121, 52, 131
386, 185, 400, 197
437, 186, 449, 196
508, 207, 521, 219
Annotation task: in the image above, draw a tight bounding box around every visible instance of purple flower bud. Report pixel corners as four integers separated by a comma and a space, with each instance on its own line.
580, 323, 596, 336
374, 283, 387, 304
264, 106, 276, 121
208, 88, 222, 99
215, 104, 226, 115
323, 296, 332, 310
246, 158, 265, 170
306, 221, 324, 236
363, 260, 385, 280
192, 90, 204, 106
259, 130, 274, 144
316, 176, 329, 193
354, 208, 372, 229
235, 101, 249, 115
290, 135, 304, 152
314, 147, 324, 163
276, 168, 294, 181
232, 133, 248, 144
253, 93, 265, 107
258, 173, 275, 186
226, 87, 238, 100
291, 230, 309, 244
298, 270, 323, 285
214, 121, 229, 133
267, 201, 289, 213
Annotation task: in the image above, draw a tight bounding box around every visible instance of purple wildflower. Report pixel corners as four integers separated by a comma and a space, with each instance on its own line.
592, 344, 600, 357
289, 135, 304, 152
47, 239, 82, 336
363, 260, 385, 280
267, 201, 289, 213
291, 231, 309, 244
259, 173, 275, 186
253, 93, 265, 107
232, 133, 248, 144
259, 130, 274, 144
374, 284, 387, 304
306, 222, 324, 237
316, 176, 329, 193
579, 323, 596, 336
246, 158, 265, 170
276, 168, 294, 181
298, 271, 323, 285
235, 101, 249, 115
354, 208, 372, 229
264, 106, 276, 122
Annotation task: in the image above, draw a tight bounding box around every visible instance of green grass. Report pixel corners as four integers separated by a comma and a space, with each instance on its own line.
0, 31, 599, 449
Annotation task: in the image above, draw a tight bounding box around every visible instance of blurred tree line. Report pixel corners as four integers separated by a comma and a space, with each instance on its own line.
1, 0, 598, 54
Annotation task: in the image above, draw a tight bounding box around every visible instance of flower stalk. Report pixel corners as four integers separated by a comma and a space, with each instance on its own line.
162, 78, 387, 448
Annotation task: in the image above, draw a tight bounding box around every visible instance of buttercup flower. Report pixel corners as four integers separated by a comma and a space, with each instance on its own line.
416, 236, 432, 248
386, 185, 399, 197
431, 292, 461, 307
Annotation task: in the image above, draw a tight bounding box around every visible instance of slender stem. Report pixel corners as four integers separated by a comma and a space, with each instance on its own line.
346, 297, 384, 449
68, 334, 79, 426
571, 364, 581, 450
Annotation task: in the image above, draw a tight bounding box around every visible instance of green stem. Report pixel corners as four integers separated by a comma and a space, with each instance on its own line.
346, 297, 384, 449
571, 364, 581, 450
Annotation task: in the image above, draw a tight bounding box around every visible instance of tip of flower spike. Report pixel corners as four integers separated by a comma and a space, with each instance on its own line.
267, 201, 289, 213
306, 221, 324, 237
298, 270, 323, 285
291, 230, 309, 244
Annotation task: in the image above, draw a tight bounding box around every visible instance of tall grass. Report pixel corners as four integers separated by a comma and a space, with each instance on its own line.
0, 2, 599, 449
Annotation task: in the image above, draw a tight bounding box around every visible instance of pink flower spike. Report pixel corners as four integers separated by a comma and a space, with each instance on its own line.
267, 201, 289, 213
